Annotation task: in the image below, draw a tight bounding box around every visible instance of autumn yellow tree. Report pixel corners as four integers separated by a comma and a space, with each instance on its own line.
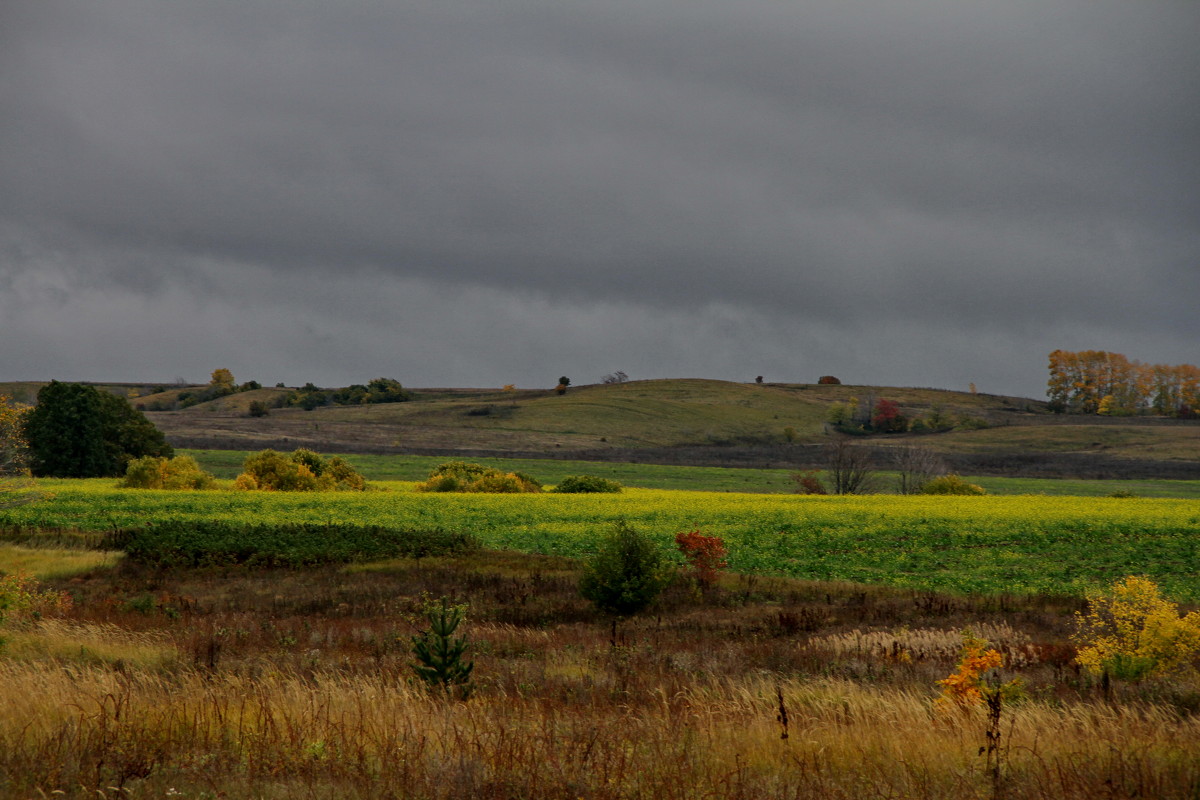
210, 368, 236, 392
0, 395, 39, 509
1074, 576, 1200, 681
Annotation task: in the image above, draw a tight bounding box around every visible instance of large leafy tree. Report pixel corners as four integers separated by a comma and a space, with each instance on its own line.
23, 381, 173, 477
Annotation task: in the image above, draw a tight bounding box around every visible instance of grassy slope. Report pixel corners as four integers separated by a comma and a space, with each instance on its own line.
7, 377, 1198, 469
138, 378, 1043, 451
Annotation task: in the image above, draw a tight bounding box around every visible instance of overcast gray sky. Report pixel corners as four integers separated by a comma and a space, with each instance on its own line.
2, 0, 1197, 398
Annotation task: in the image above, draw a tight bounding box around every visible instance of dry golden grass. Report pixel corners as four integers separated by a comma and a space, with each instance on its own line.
0, 662, 1195, 799
0, 552, 1196, 798
0, 544, 121, 580
1, 618, 179, 669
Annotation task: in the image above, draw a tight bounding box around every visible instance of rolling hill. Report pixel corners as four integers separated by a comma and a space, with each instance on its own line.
5, 378, 1198, 478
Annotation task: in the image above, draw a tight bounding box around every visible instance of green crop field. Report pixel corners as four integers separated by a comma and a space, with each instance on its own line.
182, 449, 1200, 497
4, 480, 1198, 601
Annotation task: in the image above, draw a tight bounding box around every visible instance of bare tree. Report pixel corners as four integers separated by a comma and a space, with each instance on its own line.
601, 371, 629, 384
891, 444, 947, 494
823, 438, 875, 494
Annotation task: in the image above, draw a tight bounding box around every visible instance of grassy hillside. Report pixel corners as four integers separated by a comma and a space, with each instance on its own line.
5, 378, 1198, 477
138, 378, 1044, 451
0, 380, 188, 405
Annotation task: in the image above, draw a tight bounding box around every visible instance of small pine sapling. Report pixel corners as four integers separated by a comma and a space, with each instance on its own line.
411, 597, 475, 699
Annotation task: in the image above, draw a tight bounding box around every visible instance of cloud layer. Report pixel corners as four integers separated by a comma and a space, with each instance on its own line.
3, 0, 1197, 395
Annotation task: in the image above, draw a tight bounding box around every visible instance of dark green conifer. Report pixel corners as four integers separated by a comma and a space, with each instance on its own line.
411, 598, 474, 699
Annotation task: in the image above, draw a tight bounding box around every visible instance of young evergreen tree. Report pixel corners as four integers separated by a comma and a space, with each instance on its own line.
411, 598, 475, 699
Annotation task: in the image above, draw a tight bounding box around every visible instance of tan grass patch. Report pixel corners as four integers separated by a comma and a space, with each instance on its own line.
2, 619, 180, 669
0, 544, 122, 580
0, 665, 1194, 799
807, 622, 1033, 664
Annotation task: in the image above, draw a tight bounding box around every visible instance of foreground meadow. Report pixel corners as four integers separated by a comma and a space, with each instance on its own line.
3, 480, 1198, 599
1, 549, 1198, 799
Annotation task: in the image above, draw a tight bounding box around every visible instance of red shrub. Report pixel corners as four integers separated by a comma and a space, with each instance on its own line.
790, 469, 827, 495
871, 398, 907, 432
674, 529, 729, 588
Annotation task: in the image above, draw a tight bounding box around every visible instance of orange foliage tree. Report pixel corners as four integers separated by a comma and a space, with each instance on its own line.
935, 632, 1023, 712
1047, 350, 1199, 417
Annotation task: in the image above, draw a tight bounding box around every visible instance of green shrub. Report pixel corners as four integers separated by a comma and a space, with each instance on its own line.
553, 475, 622, 494
414, 461, 541, 493
119, 455, 216, 490
579, 521, 672, 616
919, 474, 987, 495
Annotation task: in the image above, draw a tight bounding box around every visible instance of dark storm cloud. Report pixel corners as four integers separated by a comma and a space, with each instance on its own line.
2, 0, 1197, 394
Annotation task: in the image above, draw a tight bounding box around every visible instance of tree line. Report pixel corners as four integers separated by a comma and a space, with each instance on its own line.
1047, 350, 1199, 417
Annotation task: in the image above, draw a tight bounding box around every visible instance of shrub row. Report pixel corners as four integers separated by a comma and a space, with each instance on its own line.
115, 520, 477, 568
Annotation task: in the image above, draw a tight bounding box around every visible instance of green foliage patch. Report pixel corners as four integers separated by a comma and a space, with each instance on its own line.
179, 449, 1200, 498
579, 520, 672, 616
553, 475, 623, 493
117, 520, 477, 568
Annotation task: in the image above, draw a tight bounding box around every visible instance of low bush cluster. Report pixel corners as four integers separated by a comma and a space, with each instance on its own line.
789, 469, 826, 494
827, 398, 980, 435
919, 474, 987, 495
414, 461, 541, 493
0, 572, 72, 629
119, 455, 216, 490
236, 449, 366, 492
289, 377, 411, 410
553, 475, 622, 494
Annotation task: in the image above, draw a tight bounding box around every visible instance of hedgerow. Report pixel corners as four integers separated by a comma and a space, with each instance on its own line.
117, 520, 477, 568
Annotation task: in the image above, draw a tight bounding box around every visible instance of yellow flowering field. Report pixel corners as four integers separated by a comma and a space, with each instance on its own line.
3, 479, 1197, 599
